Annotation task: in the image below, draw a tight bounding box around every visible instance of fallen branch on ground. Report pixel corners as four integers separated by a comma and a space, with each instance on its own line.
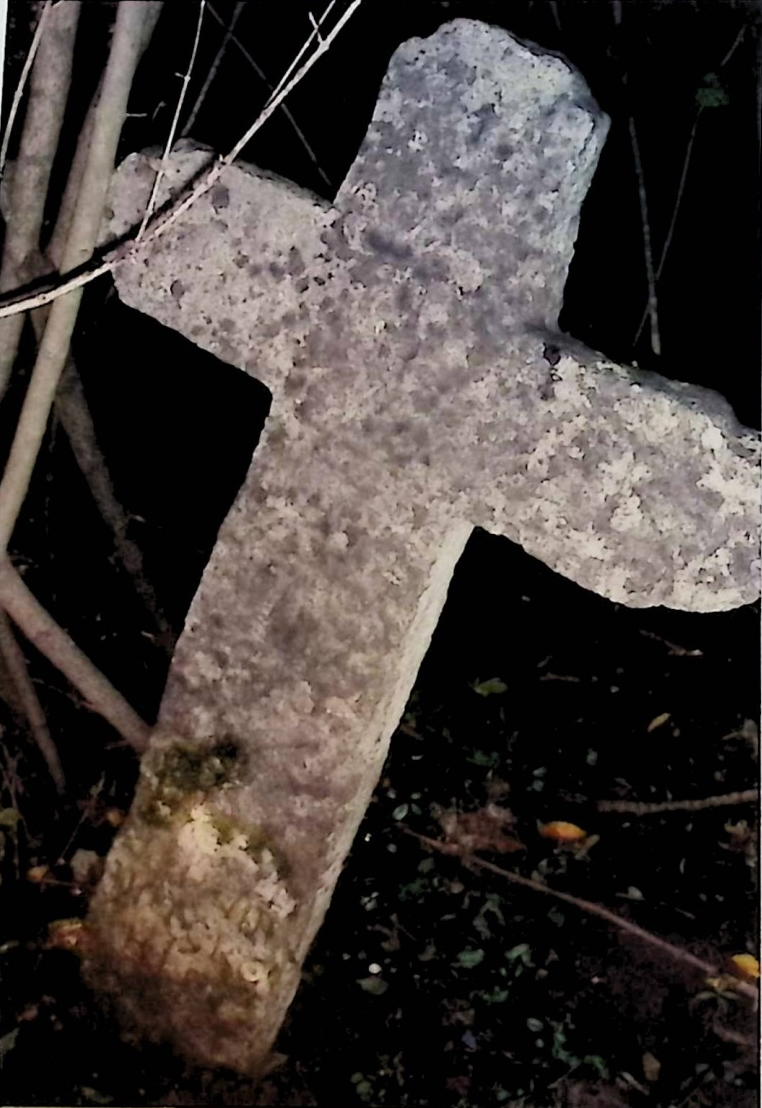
401, 826, 758, 1002
598, 790, 758, 814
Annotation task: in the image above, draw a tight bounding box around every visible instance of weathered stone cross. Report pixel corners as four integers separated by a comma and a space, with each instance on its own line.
86, 20, 759, 1076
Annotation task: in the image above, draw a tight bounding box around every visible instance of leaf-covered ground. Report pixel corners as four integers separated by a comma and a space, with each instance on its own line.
0, 529, 757, 1107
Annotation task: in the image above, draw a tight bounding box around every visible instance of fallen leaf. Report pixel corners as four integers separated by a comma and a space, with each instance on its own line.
647, 712, 671, 732
47, 918, 89, 954
471, 677, 507, 696
642, 1051, 661, 1082
357, 975, 388, 995
729, 953, 760, 981
539, 821, 587, 842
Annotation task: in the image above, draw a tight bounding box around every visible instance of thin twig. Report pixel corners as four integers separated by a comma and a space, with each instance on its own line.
0, 0, 81, 398
0, 0, 7, 128
633, 111, 701, 348
0, 0, 52, 184
638, 628, 702, 656
633, 22, 746, 349
51, 357, 174, 650
628, 114, 660, 356
0, 558, 150, 752
182, 0, 243, 139
598, 790, 758, 815
205, 1, 332, 189
0, 608, 65, 791
138, 0, 206, 237
0, 0, 362, 321
402, 827, 758, 1001
46, 7, 158, 267
0, 1, 161, 553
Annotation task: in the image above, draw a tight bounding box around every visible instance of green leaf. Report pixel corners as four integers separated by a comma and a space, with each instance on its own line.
391, 804, 409, 820
583, 1055, 608, 1078
456, 947, 485, 968
398, 877, 430, 901
467, 749, 500, 767
483, 986, 510, 1004
471, 677, 508, 697
696, 72, 729, 109
0, 808, 20, 829
80, 1088, 114, 1106
505, 943, 532, 963
0, 1027, 18, 1064
357, 975, 388, 995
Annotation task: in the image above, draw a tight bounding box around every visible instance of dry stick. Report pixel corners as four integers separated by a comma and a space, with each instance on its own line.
633, 25, 746, 349
403, 827, 759, 1002
46, 78, 100, 275
182, 0, 244, 139
205, 1, 332, 190
0, 609, 65, 791
0, 561, 150, 752
633, 111, 701, 348
33, 7, 172, 650
0, 0, 81, 398
0, 0, 6, 124
0, 20, 170, 650
52, 357, 174, 651
0, 1, 161, 555
138, 0, 206, 238
0, 3, 160, 752
598, 790, 758, 815
0, 0, 52, 183
45, 3, 163, 265
0, 0, 363, 321
0, 2, 81, 786
628, 114, 660, 357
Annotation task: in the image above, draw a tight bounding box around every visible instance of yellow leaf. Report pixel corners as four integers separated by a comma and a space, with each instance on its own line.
647, 712, 671, 732
642, 1051, 661, 1083
48, 918, 89, 954
729, 953, 760, 981
539, 821, 587, 842
26, 865, 49, 883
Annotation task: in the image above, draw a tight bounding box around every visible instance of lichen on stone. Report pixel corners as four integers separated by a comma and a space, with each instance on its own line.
85, 776, 298, 1073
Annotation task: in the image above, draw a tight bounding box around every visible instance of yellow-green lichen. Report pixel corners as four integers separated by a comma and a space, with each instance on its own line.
86, 795, 300, 1073
135, 737, 246, 826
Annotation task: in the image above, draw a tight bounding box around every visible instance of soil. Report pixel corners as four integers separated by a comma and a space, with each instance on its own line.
0, 529, 757, 1107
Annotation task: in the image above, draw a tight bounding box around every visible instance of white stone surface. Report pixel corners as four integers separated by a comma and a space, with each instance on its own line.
86, 18, 760, 1076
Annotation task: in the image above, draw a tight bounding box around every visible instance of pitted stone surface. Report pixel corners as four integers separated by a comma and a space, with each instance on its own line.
87, 19, 760, 1076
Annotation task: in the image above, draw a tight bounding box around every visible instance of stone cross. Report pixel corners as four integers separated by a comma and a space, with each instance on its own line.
86, 19, 760, 1076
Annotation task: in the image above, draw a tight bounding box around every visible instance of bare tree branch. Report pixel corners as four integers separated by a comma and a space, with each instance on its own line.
0, 0, 80, 397
0, 608, 65, 791
138, 0, 206, 237
0, 0, 363, 322
0, 1, 162, 553
0, 0, 52, 183
205, 1, 332, 189
182, 0, 244, 140
0, 559, 150, 752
